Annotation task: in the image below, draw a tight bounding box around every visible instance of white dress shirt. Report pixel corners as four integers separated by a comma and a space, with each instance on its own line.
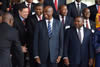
76, 26, 84, 43
36, 14, 43, 21
25, 1, 32, 9
84, 19, 91, 29
59, 15, 66, 24
45, 18, 54, 31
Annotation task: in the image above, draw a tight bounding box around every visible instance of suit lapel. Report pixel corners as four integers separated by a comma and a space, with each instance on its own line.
52, 19, 57, 37
43, 20, 49, 38
73, 2, 78, 13
82, 28, 86, 44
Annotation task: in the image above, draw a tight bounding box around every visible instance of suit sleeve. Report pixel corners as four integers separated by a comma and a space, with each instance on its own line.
11, 30, 24, 67
63, 29, 70, 57
33, 23, 39, 57
58, 23, 64, 56
89, 31, 94, 59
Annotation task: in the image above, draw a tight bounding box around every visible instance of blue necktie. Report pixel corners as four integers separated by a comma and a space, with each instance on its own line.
48, 21, 52, 38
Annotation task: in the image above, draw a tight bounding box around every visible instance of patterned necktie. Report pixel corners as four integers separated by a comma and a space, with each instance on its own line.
48, 21, 52, 38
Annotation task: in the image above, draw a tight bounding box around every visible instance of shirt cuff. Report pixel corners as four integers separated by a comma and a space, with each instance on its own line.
34, 56, 39, 59
63, 57, 68, 59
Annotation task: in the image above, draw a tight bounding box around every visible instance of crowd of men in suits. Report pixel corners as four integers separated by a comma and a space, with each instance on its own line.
0, 0, 100, 67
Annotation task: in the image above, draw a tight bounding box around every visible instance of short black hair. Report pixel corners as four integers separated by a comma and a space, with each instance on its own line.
18, 4, 28, 11
34, 3, 43, 8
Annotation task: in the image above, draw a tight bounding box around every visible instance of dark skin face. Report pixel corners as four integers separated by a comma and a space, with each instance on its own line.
74, 17, 84, 29
76, 0, 81, 2
38, 0, 44, 4
26, 0, 33, 3
44, 6, 53, 20
35, 6, 43, 16
95, 0, 100, 5
59, 5, 68, 17
83, 8, 90, 19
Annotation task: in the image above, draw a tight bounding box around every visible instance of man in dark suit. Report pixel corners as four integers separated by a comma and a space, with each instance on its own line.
82, 8, 96, 33
21, 0, 36, 16
0, 0, 10, 11
63, 16, 94, 67
13, 4, 29, 67
67, 0, 87, 19
44, 0, 66, 18
26, 3, 43, 67
88, 0, 100, 22
0, 12, 24, 67
56, 5, 74, 29
33, 6, 64, 67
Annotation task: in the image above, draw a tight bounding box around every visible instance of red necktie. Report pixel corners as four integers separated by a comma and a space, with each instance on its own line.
28, 3, 31, 13
55, 0, 58, 11
39, 16, 42, 21
86, 20, 89, 29
98, 6, 100, 13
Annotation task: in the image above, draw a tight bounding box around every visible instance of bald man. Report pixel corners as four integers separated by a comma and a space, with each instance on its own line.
33, 6, 64, 67
0, 13, 24, 67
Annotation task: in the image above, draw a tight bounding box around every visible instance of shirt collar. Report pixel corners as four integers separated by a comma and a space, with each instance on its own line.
25, 1, 31, 6
46, 18, 53, 23
76, 26, 84, 30
19, 15, 24, 21
75, 1, 81, 5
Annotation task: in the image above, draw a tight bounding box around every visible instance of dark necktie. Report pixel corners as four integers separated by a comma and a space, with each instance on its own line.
39, 16, 42, 21
78, 29, 81, 43
48, 21, 52, 38
77, 3, 81, 16
28, 3, 31, 13
62, 16, 64, 24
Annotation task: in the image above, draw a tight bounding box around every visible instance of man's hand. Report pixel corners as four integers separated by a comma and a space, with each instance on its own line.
21, 46, 27, 53
63, 58, 70, 66
89, 59, 94, 67
35, 57, 41, 64
56, 56, 61, 63
0, 2, 2, 5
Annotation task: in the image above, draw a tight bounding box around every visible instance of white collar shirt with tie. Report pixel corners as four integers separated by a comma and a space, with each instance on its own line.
46, 18, 54, 31
76, 26, 84, 43
36, 14, 43, 21
59, 15, 66, 24
25, 1, 31, 9
84, 19, 91, 29
75, 1, 81, 11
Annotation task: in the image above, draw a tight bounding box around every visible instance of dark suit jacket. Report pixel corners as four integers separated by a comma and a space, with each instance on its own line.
44, 0, 66, 17
67, 2, 87, 18
25, 14, 39, 52
0, 0, 10, 11
21, 2, 36, 16
0, 22, 24, 67
33, 19, 64, 63
88, 5, 97, 22
55, 15, 74, 28
90, 20, 96, 30
13, 16, 27, 46
64, 27, 94, 64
